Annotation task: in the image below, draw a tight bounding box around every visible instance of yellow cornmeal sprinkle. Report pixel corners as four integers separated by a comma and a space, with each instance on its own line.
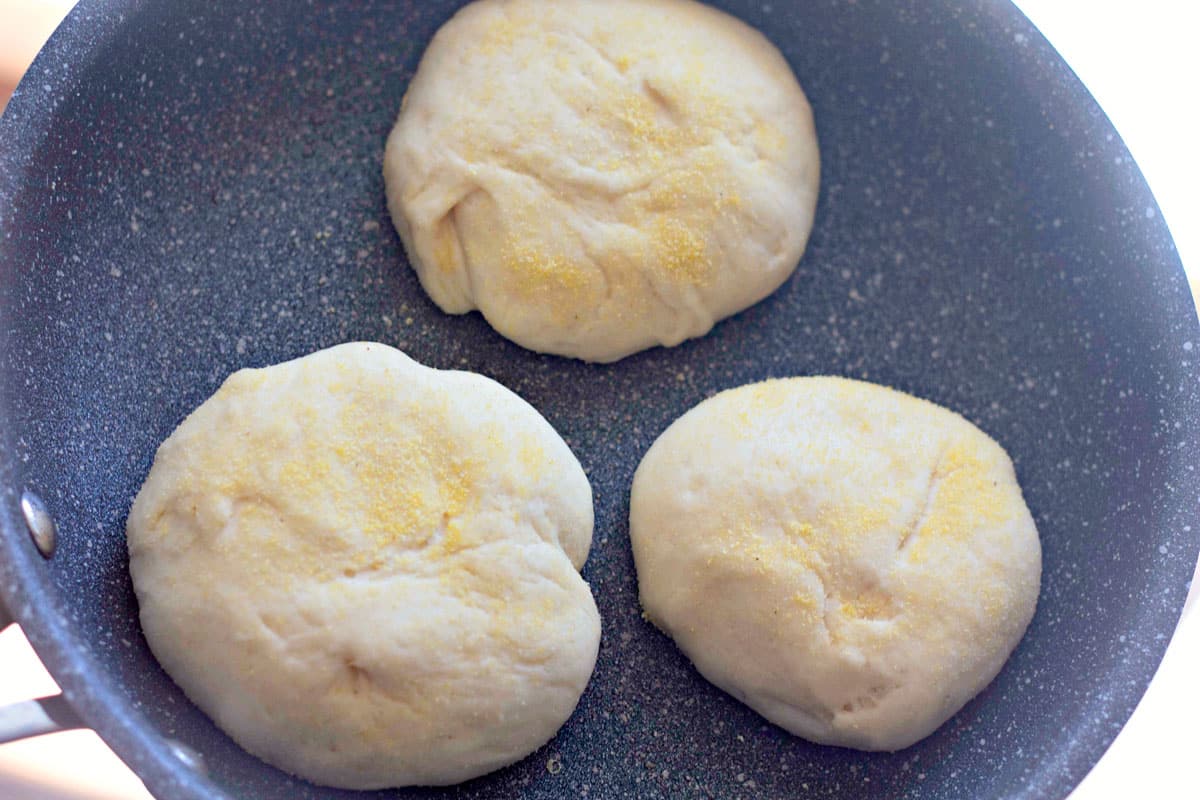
786, 521, 816, 541
516, 439, 548, 485
502, 235, 590, 294
181, 364, 503, 589
710, 496, 902, 627
649, 217, 710, 283
693, 381, 1024, 631
477, 15, 521, 56
614, 91, 688, 154
724, 519, 816, 575
812, 502, 894, 550
332, 399, 478, 554
906, 442, 1013, 565
839, 586, 896, 621
731, 379, 792, 429
432, 222, 460, 274
607, 78, 727, 288
466, 23, 740, 298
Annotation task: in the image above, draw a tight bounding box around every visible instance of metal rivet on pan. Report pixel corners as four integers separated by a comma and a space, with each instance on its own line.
20, 490, 56, 559
166, 739, 208, 776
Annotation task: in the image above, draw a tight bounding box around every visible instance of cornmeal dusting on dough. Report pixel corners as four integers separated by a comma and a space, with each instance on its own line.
649, 216, 711, 284
502, 236, 591, 295
478, 15, 522, 56
839, 586, 896, 622
432, 223, 460, 274
906, 441, 1015, 564
492, 39, 730, 292
383, 0, 820, 362
630, 376, 1041, 752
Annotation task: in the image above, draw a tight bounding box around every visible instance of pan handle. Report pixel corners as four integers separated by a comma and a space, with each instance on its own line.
0, 609, 205, 778
0, 696, 84, 745
0, 605, 85, 744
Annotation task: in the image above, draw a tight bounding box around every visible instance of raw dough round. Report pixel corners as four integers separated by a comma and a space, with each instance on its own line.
384, 0, 819, 362
127, 342, 599, 788
629, 377, 1041, 750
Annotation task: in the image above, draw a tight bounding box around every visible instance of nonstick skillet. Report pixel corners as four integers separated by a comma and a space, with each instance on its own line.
1, 1, 1198, 798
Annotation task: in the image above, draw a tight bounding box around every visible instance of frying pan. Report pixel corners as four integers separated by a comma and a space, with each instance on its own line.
1, 0, 1197, 798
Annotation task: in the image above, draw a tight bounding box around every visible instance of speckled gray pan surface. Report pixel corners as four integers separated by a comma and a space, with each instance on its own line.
0, 0, 1197, 798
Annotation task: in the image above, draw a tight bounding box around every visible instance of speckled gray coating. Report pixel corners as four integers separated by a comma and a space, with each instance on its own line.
0, 1, 1197, 799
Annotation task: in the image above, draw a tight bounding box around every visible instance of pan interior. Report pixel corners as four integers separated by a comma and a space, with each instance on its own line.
0, 1, 1197, 799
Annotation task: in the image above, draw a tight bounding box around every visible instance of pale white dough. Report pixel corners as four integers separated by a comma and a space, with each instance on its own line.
384, 0, 820, 362
127, 342, 599, 789
630, 377, 1041, 750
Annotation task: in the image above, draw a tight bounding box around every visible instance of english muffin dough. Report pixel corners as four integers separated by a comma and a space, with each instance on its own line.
630, 377, 1041, 750
384, 0, 819, 362
127, 343, 600, 789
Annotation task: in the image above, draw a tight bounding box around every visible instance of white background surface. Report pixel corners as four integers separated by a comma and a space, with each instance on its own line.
1011, 2, 1199, 798
0, 0, 1197, 798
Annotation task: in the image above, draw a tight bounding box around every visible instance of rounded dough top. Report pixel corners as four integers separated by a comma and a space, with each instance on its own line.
384, 0, 819, 362
630, 377, 1041, 750
127, 343, 599, 789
